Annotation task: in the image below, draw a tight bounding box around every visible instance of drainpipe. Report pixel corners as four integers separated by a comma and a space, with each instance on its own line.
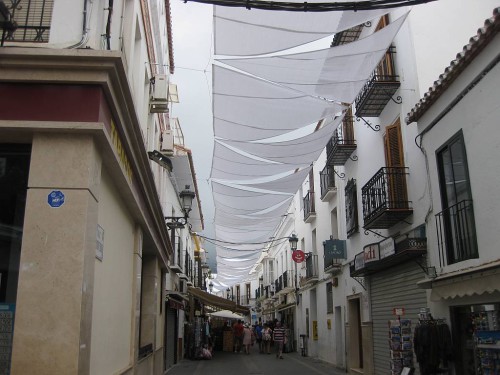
105, 0, 113, 50
67, 0, 90, 49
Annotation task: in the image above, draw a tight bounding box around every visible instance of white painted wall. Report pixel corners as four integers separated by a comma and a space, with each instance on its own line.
90, 169, 135, 374
417, 36, 500, 274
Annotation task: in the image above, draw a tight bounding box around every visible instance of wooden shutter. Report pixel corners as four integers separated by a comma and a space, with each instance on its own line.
309, 168, 315, 213
384, 119, 408, 208
375, 15, 395, 77
342, 107, 355, 141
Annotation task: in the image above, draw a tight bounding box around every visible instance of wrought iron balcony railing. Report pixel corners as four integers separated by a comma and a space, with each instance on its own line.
362, 167, 412, 229
304, 254, 319, 283
320, 165, 337, 201
355, 47, 400, 117
303, 190, 316, 222
326, 124, 357, 166
436, 200, 478, 267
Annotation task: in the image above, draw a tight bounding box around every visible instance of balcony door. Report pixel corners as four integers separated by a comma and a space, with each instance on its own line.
375, 15, 396, 78
436, 131, 477, 264
384, 119, 408, 209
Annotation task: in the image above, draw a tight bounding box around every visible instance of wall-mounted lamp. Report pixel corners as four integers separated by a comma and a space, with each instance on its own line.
289, 234, 298, 251
148, 150, 173, 171
164, 185, 195, 229
209, 281, 214, 294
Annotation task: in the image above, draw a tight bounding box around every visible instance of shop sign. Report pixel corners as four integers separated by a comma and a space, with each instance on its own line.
312, 320, 318, 340
292, 250, 305, 263
380, 238, 395, 259
354, 252, 365, 271
363, 243, 380, 263
323, 239, 347, 259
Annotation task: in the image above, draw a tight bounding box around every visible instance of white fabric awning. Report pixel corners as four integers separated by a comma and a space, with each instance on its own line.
239, 166, 311, 194
213, 65, 345, 141
211, 141, 307, 181
219, 115, 344, 165
214, 6, 390, 56
429, 263, 500, 301
218, 13, 408, 102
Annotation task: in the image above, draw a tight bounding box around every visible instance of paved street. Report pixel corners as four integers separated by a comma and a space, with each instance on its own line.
166, 346, 346, 375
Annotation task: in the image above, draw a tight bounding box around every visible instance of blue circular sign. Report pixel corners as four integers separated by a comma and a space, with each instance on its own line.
48, 190, 65, 208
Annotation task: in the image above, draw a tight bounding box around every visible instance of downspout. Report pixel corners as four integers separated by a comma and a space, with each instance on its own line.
67, 0, 90, 49
105, 0, 113, 50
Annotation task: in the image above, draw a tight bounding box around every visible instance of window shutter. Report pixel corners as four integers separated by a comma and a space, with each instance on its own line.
342, 107, 355, 141
384, 119, 408, 208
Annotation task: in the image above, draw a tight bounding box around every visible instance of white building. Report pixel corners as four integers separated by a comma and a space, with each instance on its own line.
258, 2, 499, 375
0, 0, 203, 374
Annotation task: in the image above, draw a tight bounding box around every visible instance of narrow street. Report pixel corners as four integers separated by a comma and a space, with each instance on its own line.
167, 346, 346, 375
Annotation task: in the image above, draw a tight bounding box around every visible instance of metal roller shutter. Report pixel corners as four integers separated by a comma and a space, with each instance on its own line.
370, 261, 427, 375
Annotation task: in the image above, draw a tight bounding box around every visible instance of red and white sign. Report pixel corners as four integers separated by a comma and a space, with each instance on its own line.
292, 250, 305, 263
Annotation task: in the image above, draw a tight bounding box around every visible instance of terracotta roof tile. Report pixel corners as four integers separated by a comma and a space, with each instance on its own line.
405, 7, 500, 124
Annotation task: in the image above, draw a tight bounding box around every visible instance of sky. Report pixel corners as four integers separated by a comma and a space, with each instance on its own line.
169, 2, 216, 270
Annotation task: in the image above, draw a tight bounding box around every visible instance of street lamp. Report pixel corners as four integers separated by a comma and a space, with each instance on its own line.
226, 288, 231, 300
289, 234, 298, 251
164, 185, 195, 228
209, 281, 214, 294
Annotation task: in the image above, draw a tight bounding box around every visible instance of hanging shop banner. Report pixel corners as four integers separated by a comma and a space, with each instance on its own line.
363, 243, 380, 263
323, 239, 347, 259
380, 237, 395, 259
292, 250, 306, 263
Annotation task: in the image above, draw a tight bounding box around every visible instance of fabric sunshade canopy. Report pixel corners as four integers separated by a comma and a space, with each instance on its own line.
217, 13, 408, 103
219, 115, 344, 165
214, 5, 389, 56
188, 287, 249, 314
211, 141, 308, 181
213, 65, 346, 142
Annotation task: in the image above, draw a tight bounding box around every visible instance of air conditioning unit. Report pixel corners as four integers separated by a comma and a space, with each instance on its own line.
160, 129, 174, 155
152, 74, 168, 101
150, 74, 168, 113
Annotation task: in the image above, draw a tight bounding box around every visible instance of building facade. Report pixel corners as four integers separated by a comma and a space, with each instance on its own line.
0, 1, 203, 374
256, 2, 499, 375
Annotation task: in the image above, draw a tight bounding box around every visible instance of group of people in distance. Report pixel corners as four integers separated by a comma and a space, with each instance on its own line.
232, 319, 288, 359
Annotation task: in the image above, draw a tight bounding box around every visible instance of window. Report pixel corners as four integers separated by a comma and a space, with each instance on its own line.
326, 282, 333, 314
6, 0, 55, 43
436, 131, 478, 264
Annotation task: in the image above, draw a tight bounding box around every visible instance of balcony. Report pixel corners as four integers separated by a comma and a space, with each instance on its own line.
300, 255, 319, 287
275, 271, 296, 295
436, 200, 478, 267
362, 167, 412, 229
239, 294, 250, 305
303, 191, 316, 223
326, 121, 357, 167
350, 237, 427, 277
355, 47, 400, 117
324, 239, 346, 275
320, 165, 337, 201
331, 25, 364, 47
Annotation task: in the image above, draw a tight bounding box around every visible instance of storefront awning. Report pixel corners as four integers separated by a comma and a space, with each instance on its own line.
187, 287, 250, 315
428, 261, 500, 302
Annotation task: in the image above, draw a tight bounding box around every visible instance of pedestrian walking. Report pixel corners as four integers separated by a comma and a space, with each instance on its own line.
254, 321, 263, 353
233, 319, 244, 353
242, 323, 254, 354
273, 321, 286, 359
262, 323, 272, 354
